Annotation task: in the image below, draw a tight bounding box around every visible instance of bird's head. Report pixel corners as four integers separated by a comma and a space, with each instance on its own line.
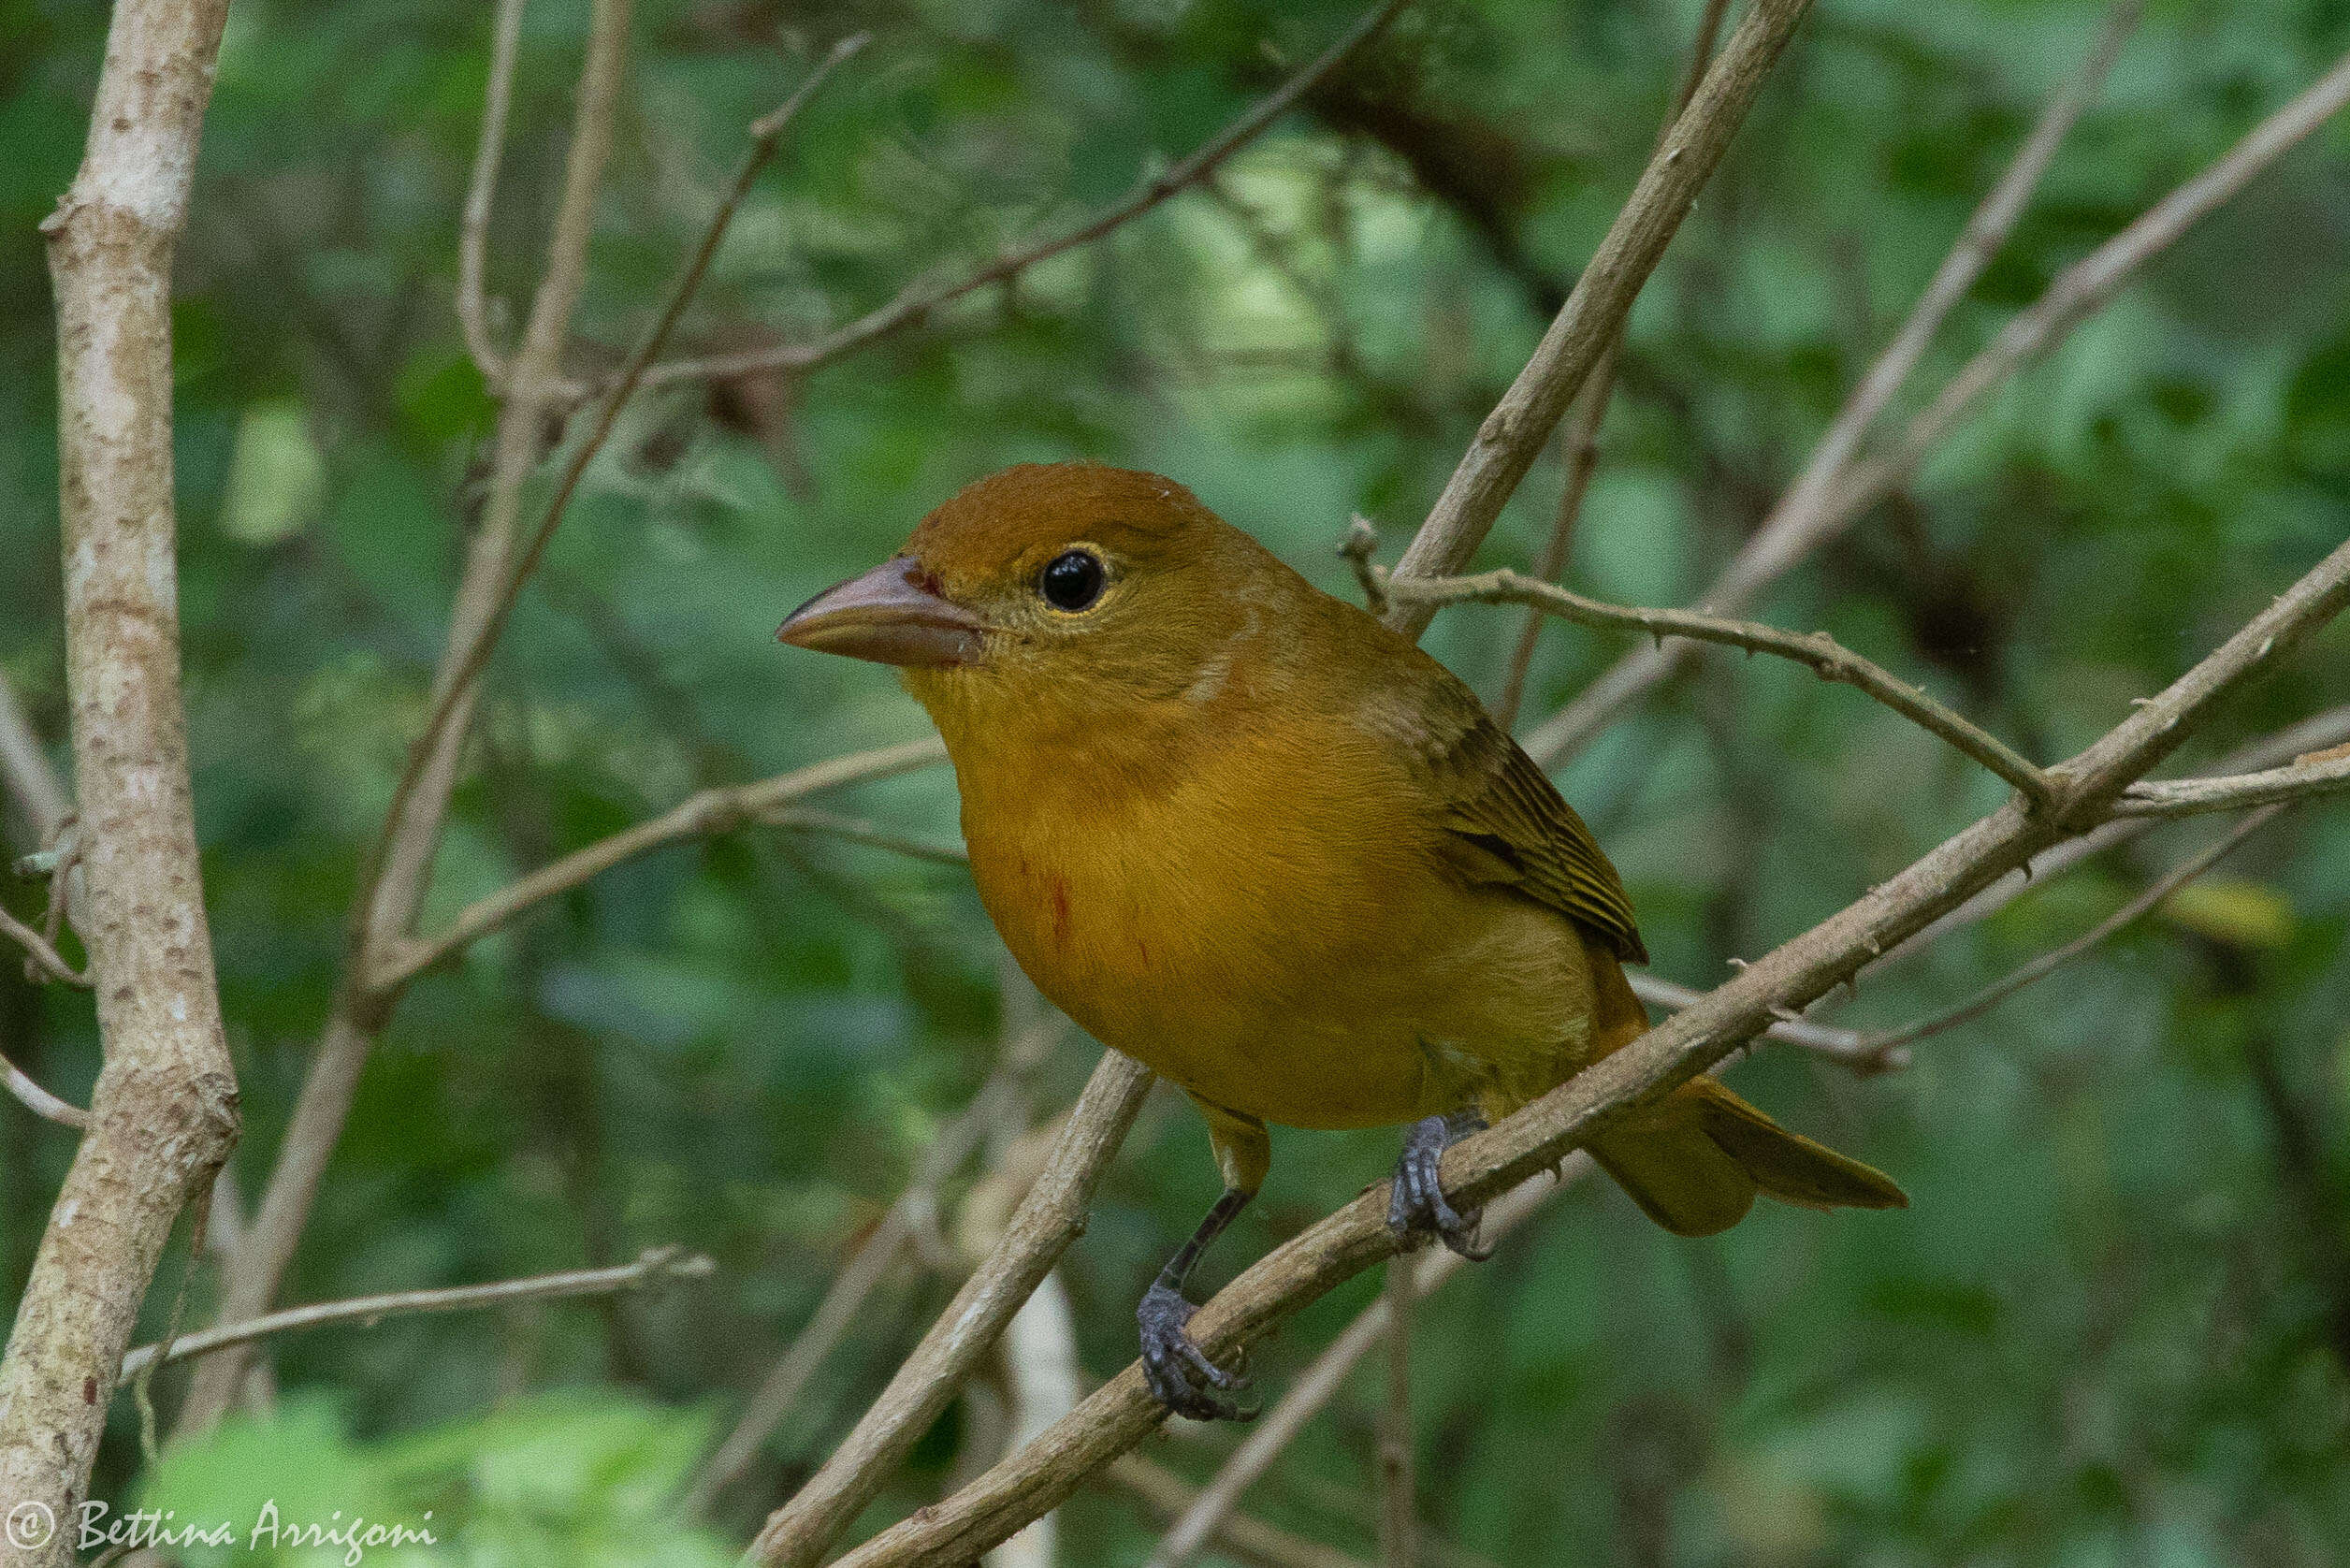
778, 463, 1292, 722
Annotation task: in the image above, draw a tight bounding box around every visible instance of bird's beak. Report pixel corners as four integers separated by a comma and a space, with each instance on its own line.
776, 557, 988, 668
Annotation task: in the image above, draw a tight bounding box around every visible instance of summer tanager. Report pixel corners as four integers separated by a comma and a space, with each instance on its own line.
778, 463, 1905, 1418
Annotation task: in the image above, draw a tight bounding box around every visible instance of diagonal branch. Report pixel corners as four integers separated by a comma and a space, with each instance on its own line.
1376, 560, 2052, 802
2108, 750, 2350, 818
457, 0, 530, 386
119, 1246, 712, 1379
2, 902, 89, 990
747, 1051, 1157, 1568
1528, 15, 2350, 770
638, 0, 1410, 390
1851, 804, 2285, 1058
817, 531, 2350, 1568
2, 1041, 89, 1132
1491, 0, 1736, 728
177, 0, 640, 1440
371, 734, 941, 993
1381, 0, 1817, 640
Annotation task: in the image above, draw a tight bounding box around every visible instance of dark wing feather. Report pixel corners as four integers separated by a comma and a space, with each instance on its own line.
1404, 679, 1647, 965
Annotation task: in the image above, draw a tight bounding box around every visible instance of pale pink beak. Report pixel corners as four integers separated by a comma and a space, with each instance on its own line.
776, 557, 988, 668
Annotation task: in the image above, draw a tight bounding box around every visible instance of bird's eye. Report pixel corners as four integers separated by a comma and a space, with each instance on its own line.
1038, 548, 1107, 612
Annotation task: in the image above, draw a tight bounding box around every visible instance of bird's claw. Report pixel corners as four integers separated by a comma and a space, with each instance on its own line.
1387, 1113, 1493, 1260
1138, 1281, 1255, 1422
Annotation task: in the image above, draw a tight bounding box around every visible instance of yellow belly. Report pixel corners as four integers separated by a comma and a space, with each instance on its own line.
963, 758, 1598, 1130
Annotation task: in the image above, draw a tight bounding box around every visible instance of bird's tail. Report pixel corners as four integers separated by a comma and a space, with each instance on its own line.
1579, 942, 1908, 1238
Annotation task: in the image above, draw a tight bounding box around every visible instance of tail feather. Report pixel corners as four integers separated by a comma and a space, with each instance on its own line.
1578, 936, 1905, 1236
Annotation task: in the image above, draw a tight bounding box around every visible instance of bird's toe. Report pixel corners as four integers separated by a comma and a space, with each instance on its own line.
1138, 1282, 1255, 1422
1388, 1113, 1493, 1259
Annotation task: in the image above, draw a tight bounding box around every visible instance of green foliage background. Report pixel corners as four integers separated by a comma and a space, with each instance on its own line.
6, 0, 2350, 1561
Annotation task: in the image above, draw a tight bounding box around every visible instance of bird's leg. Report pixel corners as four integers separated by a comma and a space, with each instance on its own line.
1138, 1186, 1256, 1422
1387, 1109, 1494, 1259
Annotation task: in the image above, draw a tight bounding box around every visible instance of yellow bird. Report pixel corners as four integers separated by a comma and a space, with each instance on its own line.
779, 464, 1905, 1417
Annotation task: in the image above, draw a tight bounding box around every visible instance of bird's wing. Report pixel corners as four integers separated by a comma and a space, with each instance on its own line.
1403, 678, 1648, 965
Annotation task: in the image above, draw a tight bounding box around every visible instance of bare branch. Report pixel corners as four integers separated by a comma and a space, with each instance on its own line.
684, 1012, 1065, 1517
118, 1246, 711, 1380
1145, 1169, 1580, 1568
815, 532, 2350, 1568
1381, 0, 1817, 639
1375, 1261, 1414, 1568
1109, 1455, 1373, 1568
1627, 975, 1897, 1071
1911, 704, 2350, 947
1853, 805, 2285, 1057
2, 1042, 89, 1131
747, 1052, 1156, 1568
373, 34, 869, 917
178, 0, 639, 1440
1492, 0, 1736, 727
457, 0, 529, 386
2109, 752, 2350, 818
0, 673, 72, 848
373, 735, 943, 992
0, 0, 242, 1537
1516, 3, 2141, 764
638, 0, 1410, 390
1378, 560, 2052, 802
2, 902, 89, 989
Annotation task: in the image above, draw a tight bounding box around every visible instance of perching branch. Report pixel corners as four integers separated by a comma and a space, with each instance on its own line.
456, 0, 529, 386
0, 0, 243, 1547
117, 1246, 712, 1380
1143, 1168, 1582, 1568
1851, 805, 2285, 1058
1373, 557, 2053, 803
1381, 0, 1817, 639
747, 1051, 1157, 1568
638, 0, 1410, 390
813, 529, 2350, 1568
1629, 975, 1896, 1072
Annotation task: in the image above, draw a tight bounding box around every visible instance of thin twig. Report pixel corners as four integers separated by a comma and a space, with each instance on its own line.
1627, 974, 1899, 1071
1854, 805, 2285, 1056
1109, 1454, 1373, 1568
118, 1247, 712, 1379
177, 0, 639, 1440
818, 530, 2350, 1568
372, 35, 870, 903
457, 0, 530, 386
1492, 0, 1735, 727
2, 1042, 89, 1130
374, 734, 942, 992
1530, 25, 2350, 768
3, 901, 90, 988
2109, 753, 2350, 818
1382, 0, 1817, 639
1376, 1261, 1414, 1568
0, 672, 73, 846
638, 0, 1410, 389
748, 1051, 1156, 1568
683, 1012, 1066, 1517
1377, 559, 2052, 802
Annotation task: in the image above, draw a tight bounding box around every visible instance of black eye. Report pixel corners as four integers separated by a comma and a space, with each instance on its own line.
1038, 548, 1106, 612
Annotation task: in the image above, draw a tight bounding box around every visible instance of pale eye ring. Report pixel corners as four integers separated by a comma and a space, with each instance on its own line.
1038, 548, 1106, 612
